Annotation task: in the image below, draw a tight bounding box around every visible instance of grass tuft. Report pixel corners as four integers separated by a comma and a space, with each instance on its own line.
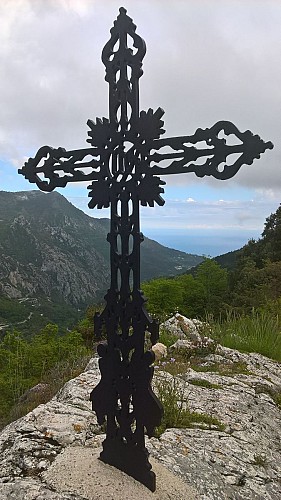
188, 378, 222, 389
7, 354, 91, 425
154, 376, 225, 437
209, 311, 281, 362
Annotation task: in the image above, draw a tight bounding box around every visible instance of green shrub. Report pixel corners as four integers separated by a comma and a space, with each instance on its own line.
154, 376, 225, 437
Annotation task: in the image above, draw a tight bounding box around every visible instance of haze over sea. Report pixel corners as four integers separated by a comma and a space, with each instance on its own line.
142, 228, 260, 258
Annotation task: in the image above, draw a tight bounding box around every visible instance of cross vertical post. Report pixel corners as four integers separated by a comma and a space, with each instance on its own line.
19, 7, 273, 492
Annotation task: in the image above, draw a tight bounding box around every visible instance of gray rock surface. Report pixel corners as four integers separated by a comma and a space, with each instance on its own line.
1, 335, 281, 499
0, 356, 197, 499
161, 313, 204, 341
151, 351, 281, 499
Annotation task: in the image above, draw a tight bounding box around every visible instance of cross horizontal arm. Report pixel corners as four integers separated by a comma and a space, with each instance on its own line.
18, 145, 105, 191
146, 121, 273, 180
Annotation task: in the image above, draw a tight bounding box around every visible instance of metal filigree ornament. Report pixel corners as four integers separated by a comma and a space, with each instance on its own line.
19, 7, 273, 492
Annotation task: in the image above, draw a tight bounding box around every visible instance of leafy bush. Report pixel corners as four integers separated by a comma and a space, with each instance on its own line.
142, 258, 229, 320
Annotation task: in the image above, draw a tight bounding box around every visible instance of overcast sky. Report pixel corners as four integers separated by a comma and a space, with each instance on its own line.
0, 0, 280, 255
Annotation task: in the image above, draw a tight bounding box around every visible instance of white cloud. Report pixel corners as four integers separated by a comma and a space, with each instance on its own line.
0, 0, 279, 192
67, 194, 279, 236
0, 0, 280, 255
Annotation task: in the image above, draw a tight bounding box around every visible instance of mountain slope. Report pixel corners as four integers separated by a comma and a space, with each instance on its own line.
214, 249, 241, 271
0, 191, 203, 309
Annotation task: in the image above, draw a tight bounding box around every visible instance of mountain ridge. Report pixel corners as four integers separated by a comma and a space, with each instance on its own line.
0, 190, 203, 314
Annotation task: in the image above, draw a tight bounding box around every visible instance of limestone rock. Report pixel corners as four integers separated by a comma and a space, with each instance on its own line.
1, 344, 281, 499
161, 313, 203, 341
161, 313, 214, 344
0, 479, 84, 500
150, 346, 281, 499
19, 383, 50, 403
170, 338, 195, 350
163, 314, 215, 354
0, 361, 101, 486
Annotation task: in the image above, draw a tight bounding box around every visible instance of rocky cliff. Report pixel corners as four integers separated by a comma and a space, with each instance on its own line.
0, 191, 203, 309
1, 324, 281, 499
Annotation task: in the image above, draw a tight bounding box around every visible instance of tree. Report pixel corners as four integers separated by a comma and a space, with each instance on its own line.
175, 274, 206, 318
262, 204, 281, 261
195, 259, 228, 315
142, 278, 183, 319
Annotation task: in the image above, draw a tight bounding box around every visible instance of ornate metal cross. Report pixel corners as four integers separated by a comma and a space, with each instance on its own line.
19, 7, 273, 492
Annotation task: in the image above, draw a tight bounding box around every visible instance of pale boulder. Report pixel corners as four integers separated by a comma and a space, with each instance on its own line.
151, 343, 167, 361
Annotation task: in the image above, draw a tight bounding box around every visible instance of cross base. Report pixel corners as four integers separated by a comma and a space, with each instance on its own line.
99, 436, 156, 492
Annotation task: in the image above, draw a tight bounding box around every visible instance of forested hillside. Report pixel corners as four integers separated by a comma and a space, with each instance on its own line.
143, 204, 281, 320
228, 205, 281, 312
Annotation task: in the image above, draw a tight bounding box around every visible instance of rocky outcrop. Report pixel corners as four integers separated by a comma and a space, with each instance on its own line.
1, 337, 281, 499
150, 346, 281, 499
160, 313, 205, 341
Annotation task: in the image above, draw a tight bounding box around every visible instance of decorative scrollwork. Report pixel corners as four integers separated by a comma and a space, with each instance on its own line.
138, 175, 165, 207
102, 7, 146, 85
149, 120, 273, 180
137, 108, 165, 141
18, 6, 273, 494
87, 117, 111, 148
19, 145, 102, 191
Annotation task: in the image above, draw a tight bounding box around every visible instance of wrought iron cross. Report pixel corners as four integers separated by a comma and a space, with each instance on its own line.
19, 7, 273, 492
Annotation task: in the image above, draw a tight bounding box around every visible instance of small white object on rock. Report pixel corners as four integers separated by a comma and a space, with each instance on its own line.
152, 343, 167, 361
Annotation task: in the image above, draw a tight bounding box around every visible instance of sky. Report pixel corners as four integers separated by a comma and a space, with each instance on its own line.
0, 0, 280, 256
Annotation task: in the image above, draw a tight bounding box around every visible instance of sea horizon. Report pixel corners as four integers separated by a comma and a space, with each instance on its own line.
142, 228, 261, 258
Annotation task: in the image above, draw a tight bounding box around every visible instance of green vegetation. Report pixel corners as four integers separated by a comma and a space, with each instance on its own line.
272, 391, 281, 409
159, 328, 178, 348
188, 379, 222, 389
9, 354, 90, 423
142, 258, 228, 320
0, 324, 90, 429
190, 359, 252, 376
253, 453, 268, 468
154, 377, 225, 437
209, 311, 281, 362
143, 204, 281, 363
0, 295, 83, 336
0, 296, 29, 324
